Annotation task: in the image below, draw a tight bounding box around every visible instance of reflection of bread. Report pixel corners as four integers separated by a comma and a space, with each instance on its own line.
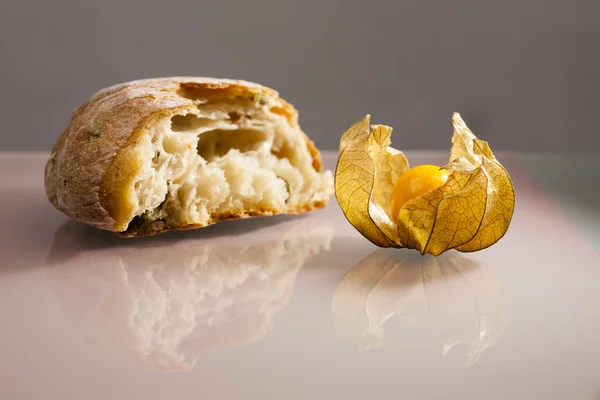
332, 249, 508, 365
44, 77, 333, 236
48, 218, 333, 372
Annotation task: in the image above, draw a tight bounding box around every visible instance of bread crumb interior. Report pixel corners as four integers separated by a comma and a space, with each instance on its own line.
128, 97, 332, 230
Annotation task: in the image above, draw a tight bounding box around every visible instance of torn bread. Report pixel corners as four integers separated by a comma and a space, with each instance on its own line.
45, 77, 333, 236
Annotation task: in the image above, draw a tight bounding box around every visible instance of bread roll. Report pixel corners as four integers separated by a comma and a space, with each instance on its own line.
45, 77, 333, 236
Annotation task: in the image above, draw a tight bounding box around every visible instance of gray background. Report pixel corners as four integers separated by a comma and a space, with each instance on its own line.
1, 0, 599, 152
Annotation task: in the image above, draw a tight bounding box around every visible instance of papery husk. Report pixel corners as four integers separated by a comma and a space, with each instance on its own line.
335, 113, 515, 255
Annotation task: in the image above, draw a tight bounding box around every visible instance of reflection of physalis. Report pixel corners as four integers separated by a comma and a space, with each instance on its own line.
48, 218, 333, 372
332, 249, 508, 366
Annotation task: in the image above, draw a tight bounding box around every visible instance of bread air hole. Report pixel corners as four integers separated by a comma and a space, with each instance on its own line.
171, 114, 276, 162
129, 99, 332, 232
196, 128, 267, 162
170, 114, 212, 132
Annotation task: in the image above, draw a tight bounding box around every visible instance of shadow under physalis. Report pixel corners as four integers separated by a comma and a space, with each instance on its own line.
46, 217, 333, 373
335, 113, 515, 255
332, 249, 508, 366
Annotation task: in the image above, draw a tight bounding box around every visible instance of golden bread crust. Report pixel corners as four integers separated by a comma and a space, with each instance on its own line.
45, 77, 327, 235
120, 200, 328, 237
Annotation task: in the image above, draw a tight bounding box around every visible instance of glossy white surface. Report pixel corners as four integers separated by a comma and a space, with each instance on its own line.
1, 152, 599, 400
